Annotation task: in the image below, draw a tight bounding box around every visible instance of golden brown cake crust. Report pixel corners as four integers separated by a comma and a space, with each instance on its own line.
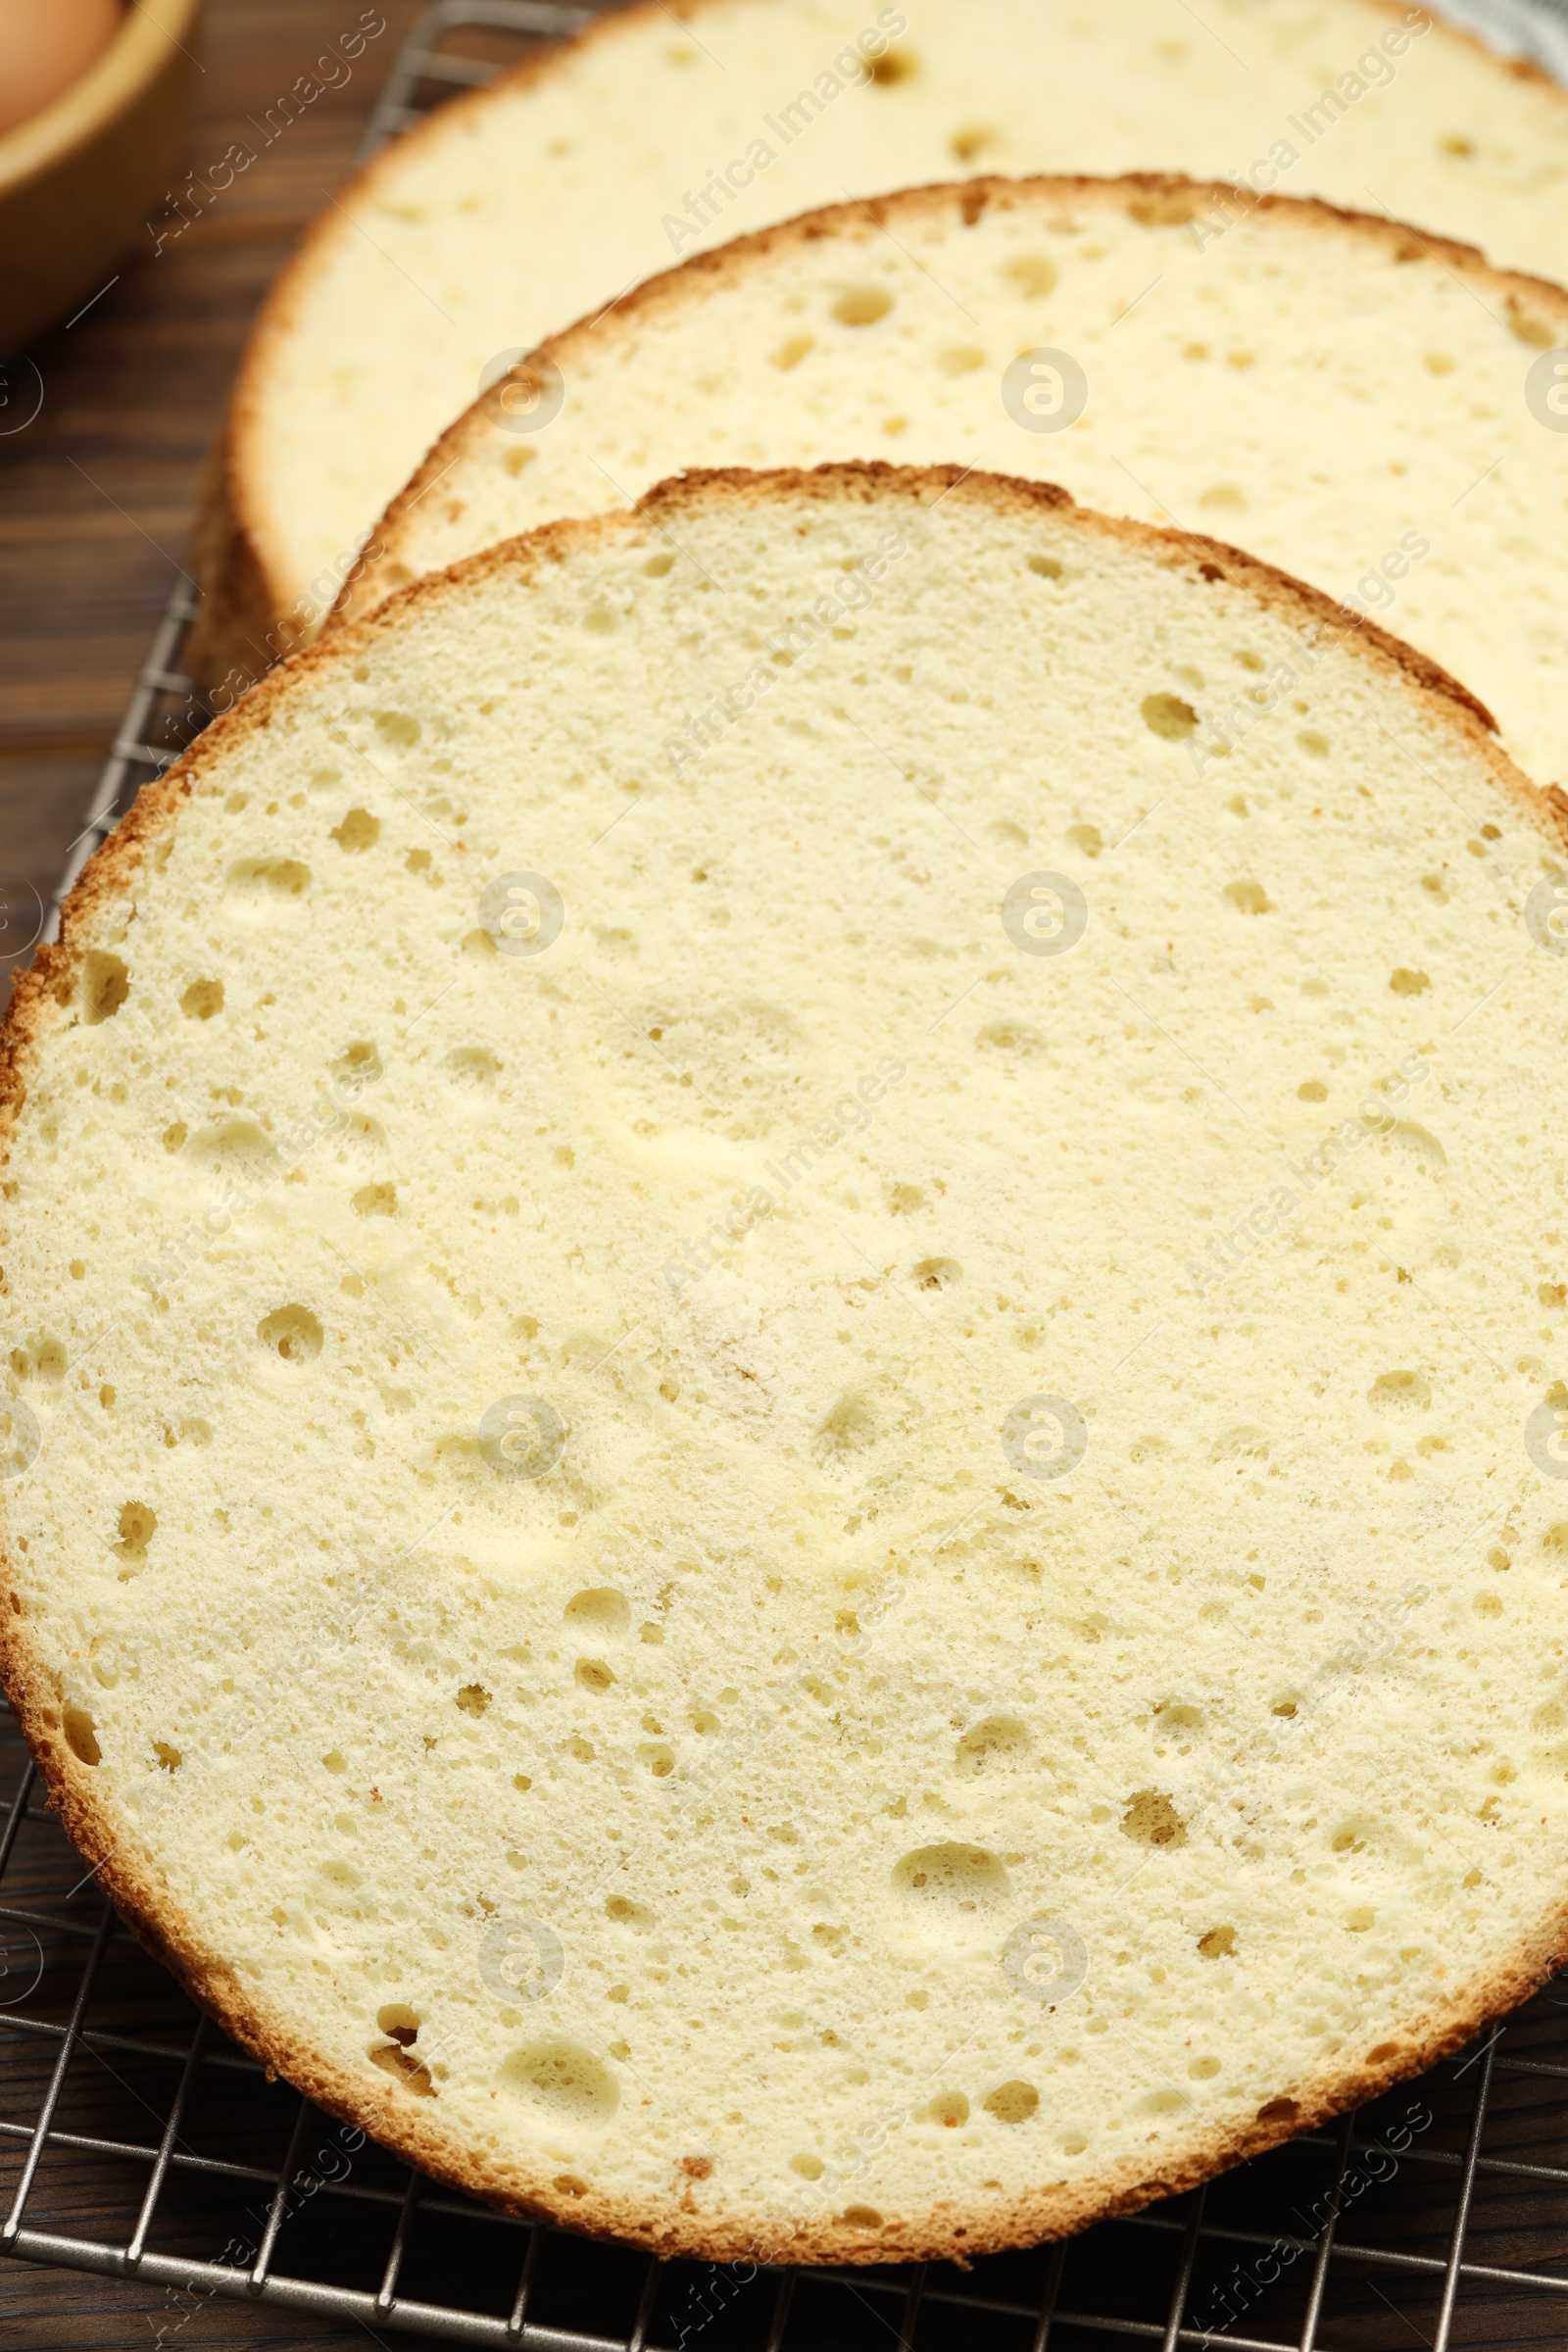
192, 0, 1568, 684
336, 170, 1568, 631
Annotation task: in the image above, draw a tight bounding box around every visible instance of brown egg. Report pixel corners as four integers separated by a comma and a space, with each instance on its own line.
0, 0, 123, 139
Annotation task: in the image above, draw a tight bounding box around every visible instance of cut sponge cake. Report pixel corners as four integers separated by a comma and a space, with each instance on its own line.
195, 0, 1568, 690
336, 174, 1568, 794
8, 466, 1568, 2263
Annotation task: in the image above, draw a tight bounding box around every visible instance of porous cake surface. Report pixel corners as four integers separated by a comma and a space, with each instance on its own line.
6, 468, 1568, 2262
199, 0, 1568, 683
340, 174, 1568, 795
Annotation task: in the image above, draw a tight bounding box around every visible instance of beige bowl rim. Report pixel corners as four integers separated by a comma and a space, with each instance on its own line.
0, 0, 204, 200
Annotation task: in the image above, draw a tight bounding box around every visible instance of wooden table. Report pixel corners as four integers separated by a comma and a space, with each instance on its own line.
0, 12, 451, 2336
0, 0, 426, 1024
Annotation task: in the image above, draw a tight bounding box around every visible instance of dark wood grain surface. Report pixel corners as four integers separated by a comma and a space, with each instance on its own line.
0, 0, 426, 1019
0, 15, 428, 2335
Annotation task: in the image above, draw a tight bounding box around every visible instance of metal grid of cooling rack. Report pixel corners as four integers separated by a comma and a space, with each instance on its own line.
39, 0, 598, 952
11, 0, 1568, 2343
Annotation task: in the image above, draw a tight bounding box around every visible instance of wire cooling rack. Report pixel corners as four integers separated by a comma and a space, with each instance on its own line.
38, 0, 598, 950
11, 0, 1568, 2344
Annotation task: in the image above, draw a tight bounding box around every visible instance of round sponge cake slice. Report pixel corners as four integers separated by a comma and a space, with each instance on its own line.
193, 0, 1568, 692
6, 466, 1568, 2263
337, 174, 1568, 798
